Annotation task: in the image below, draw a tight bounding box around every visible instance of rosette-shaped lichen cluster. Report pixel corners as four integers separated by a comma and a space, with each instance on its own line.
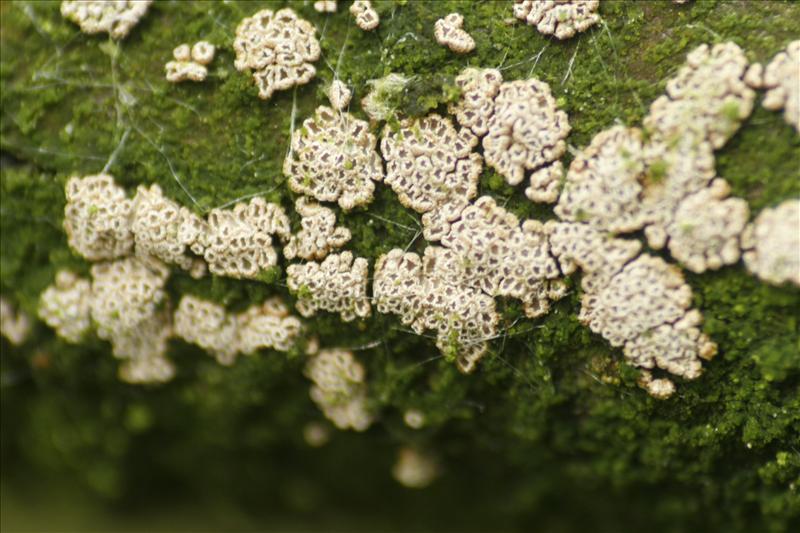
741, 199, 800, 286
165, 41, 215, 83
373, 247, 499, 373
512, 0, 600, 40
233, 8, 321, 100
38, 270, 93, 344
381, 114, 482, 241
61, 0, 152, 40
748, 40, 800, 132
284, 198, 351, 261
305, 348, 373, 431
434, 13, 475, 54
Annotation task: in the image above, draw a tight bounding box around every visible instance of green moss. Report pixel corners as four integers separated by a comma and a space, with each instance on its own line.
2, 1, 800, 532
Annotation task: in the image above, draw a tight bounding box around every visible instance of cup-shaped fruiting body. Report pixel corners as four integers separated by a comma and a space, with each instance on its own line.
61, 0, 152, 40
287, 251, 371, 322
38, 270, 93, 344
350, 0, 379, 31
201, 198, 290, 279
373, 247, 499, 373
305, 348, 373, 431
236, 298, 303, 354
392, 447, 439, 489
449, 67, 504, 138
1, 297, 31, 346
233, 8, 321, 100
741, 199, 800, 287
285, 106, 383, 210
327, 80, 352, 111
483, 79, 570, 187
665, 178, 749, 273
314, 0, 337, 13
760, 41, 800, 132
643, 42, 755, 149
434, 13, 475, 54
381, 114, 482, 241
284, 198, 351, 261
165, 41, 215, 83
174, 295, 240, 365
64, 174, 134, 261
131, 184, 207, 277
513, 0, 600, 40
441, 196, 564, 319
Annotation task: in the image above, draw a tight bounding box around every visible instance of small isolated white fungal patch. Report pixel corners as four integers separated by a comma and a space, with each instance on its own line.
483, 79, 570, 187
174, 295, 240, 365
761, 41, 800, 132
381, 114, 482, 241
200, 198, 290, 279
285, 105, 383, 210
403, 409, 426, 429
236, 298, 303, 355
1, 297, 31, 346
638, 370, 676, 400
165, 41, 215, 83
449, 67, 503, 137
373, 247, 499, 373
665, 178, 749, 273
361, 73, 410, 122
314, 0, 338, 13
61, 0, 152, 40
287, 251, 371, 322
741, 199, 800, 287
512, 0, 600, 40
327, 80, 352, 111
233, 8, 321, 100
284, 198, 351, 261
90, 257, 175, 384
644, 42, 755, 149
303, 421, 331, 447
38, 270, 93, 344
131, 184, 206, 277
64, 174, 134, 261
350, 0, 380, 31
392, 447, 439, 489
434, 13, 475, 54
305, 348, 374, 431
441, 196, 565, 319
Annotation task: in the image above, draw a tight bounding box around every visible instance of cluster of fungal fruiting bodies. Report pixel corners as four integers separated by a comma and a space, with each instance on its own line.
746, 40, 800, 132
61, 0, 152, 40
284, 198, 351, 261
233, 8, 321, 100
350, 1, 380, 31
305, 348, 373, 431
512, 0, 601, 40
165, 41, 215, 83
434, 13, 475, 54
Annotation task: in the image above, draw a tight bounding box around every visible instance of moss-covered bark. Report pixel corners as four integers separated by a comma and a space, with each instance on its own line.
1, 1, 798, 531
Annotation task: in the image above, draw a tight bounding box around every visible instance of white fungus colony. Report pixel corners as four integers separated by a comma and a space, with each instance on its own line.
0, 297, 31, 346
287, 251, 371, 322
741, 199, 800, 287
234, 8, 321, 100
285, 104, 383, 210
350, 0, 380, 31
61, 0, 152, 40
284, 198, 351, 261
305, 348, 373, 431
38, 270, 93, 344
434, 13, 475, 54
381, 114, 482, 241
392, 447, 439, 489
747, 41, 800, 132
314, 0, 338, 14
512, 0, 600, 40
165, 41, 215, 83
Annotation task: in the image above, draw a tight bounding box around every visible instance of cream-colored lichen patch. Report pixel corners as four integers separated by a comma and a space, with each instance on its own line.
381, 114, 482, 241
64, 174, 134, 261
236, 298, 303, 355
38, 270, 93, 344
284, 198, 351, 261
373, 247, 499, 373
350, 0, 379, 31
483, 79, 570, 188
165, 41, 215, 83
1, 297, 31, 346
513, 0, 600, 40
314, 0, 337, 13
305, 348, 373, 431
61, 0, 152, 40
742, 199, 800, 287
285, 105, 383, 210
760, 41, 800, 132
234, 8, 320, 100
449, 67, 503, 138
392, 447, 439, 489
441, 196, 565, 319
200, 198, 290, 279
174, 295, 239, 365
287, 251, 371, 322
434, 13, 475, 54
327, 80, 352, 111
